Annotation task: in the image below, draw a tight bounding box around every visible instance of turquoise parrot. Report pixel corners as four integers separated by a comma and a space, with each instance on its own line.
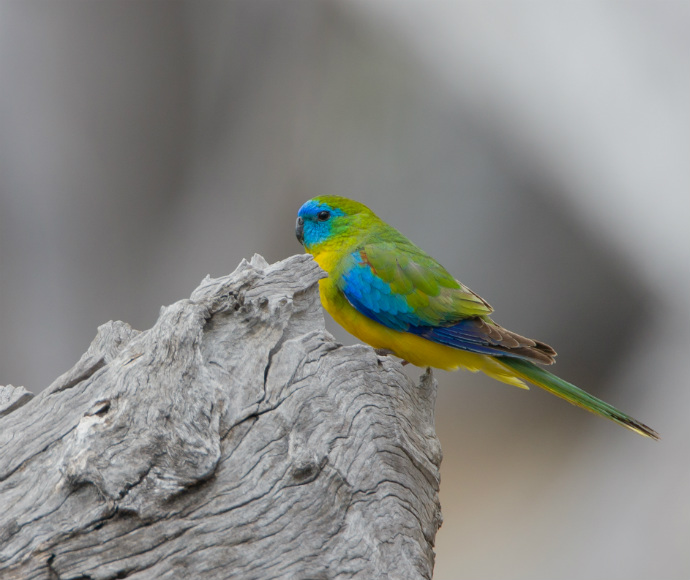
295, 195, 658, 439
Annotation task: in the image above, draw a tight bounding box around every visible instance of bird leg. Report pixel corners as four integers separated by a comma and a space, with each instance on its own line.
374, 348, 409, 366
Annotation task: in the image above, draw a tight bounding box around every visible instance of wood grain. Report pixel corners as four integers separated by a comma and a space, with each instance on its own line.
0, 254, 442, 579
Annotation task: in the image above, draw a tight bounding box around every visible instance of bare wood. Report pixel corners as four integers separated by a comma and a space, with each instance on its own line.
0, 254, 442, 580
0, 385, 33, 418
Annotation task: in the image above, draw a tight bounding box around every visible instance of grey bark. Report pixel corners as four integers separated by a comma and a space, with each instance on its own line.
0, 254, 442, 580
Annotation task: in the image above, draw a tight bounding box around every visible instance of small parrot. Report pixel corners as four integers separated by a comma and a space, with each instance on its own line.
295, 195, 658, 439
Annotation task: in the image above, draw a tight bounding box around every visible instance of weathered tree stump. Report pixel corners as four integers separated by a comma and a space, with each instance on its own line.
0, 254, 442, 580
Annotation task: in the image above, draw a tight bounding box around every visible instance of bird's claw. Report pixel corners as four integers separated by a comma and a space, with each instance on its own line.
374, 348, 395, 357
374, 348, 409, 366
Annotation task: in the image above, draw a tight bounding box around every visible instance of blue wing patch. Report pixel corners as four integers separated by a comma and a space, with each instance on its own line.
408, 321, 515, 357
339, 251, 414, 331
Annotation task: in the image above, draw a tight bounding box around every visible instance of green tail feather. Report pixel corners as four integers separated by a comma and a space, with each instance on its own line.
499, 358, 659, 440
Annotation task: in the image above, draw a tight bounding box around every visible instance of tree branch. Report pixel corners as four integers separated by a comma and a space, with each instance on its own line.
0, 254, 442, 580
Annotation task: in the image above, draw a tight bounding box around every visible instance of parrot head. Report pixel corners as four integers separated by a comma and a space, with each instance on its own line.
296, 196, 376, 252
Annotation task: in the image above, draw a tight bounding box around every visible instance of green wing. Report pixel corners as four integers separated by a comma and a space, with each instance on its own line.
335, 233, 493, 329
334, 232, 556, 364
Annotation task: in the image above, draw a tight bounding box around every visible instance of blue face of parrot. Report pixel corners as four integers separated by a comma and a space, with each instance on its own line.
295, 200, 345, 250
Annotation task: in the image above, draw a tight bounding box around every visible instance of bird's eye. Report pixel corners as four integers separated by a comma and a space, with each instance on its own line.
317, 210, 331, 221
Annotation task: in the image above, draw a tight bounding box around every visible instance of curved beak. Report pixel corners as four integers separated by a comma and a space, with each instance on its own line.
295, 216, 304, 245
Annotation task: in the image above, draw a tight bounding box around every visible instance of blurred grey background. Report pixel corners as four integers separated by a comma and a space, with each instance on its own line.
0, 2, 688, 578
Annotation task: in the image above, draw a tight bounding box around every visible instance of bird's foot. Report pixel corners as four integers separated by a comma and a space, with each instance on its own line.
374, 348, 410, 366
374, 348, 395, 357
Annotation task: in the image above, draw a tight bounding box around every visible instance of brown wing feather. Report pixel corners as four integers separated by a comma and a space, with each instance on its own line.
473, 318, 557, 364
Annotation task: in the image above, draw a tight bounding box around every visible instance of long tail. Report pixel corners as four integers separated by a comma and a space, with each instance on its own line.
498, 357, 659, 440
